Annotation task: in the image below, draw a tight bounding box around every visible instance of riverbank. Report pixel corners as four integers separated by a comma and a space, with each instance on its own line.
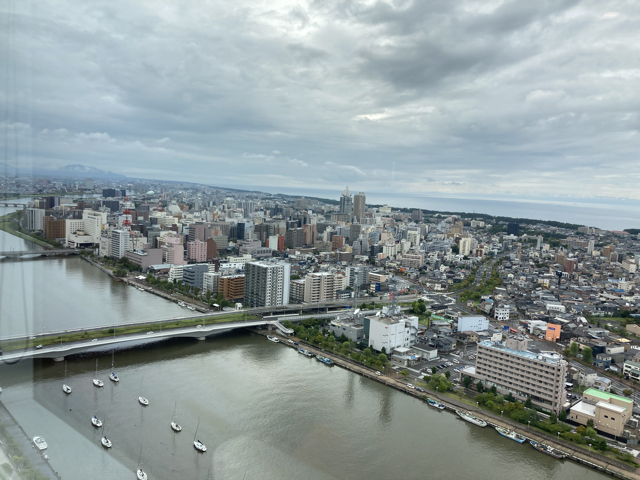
257, 329, 640, 480
0, 213, 53, 249
0, 401, 60, 480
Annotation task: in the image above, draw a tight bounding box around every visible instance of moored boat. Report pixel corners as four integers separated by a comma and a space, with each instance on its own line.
91, 415, 103, 428
139, 396, 149, 406
266, 335, 280, 343
427, 398, 446, 410
315, 355, 333, 366
530, 440, 566, 459
33, 436, 47, 450
495, 426, 527, 443
456, 410, 487, 427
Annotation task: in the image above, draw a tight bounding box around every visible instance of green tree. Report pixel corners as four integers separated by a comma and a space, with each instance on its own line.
490, 385, 497, 395
400, 369, 410, 381
524, 397, 533, 409
559, 411, 567, 421
463, 376, 472, 388
363, 347, 372, 358
445, 370, 451, 379
585, 427, 597, 439
582, 347, 593, 363
378, 353, 388, 364
576, 425, 587, 436
595, 438, 608, 452
206, 290, 212, 301
569, 342, 578, 356
623, 388, 633, 397
431, 366, 437, 375
587, 419, 594, 428
380, 346, 387, 355
476, 381, 484, 393
549, 412, 557, 424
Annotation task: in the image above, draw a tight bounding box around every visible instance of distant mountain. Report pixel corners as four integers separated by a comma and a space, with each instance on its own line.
0, 163, 126, 179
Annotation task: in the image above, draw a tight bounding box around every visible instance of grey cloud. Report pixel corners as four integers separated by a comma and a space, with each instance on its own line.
2, 0, 640, 200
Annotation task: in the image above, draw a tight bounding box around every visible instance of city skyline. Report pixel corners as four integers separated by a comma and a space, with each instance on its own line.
2, 1, 640, 201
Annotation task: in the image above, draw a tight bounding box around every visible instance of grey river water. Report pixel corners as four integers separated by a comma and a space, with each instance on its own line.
0, 203, 611, 480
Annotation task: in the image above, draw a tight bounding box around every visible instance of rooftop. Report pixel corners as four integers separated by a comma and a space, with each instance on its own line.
571, 401, 596, 417
584, 388, 633, 405
479, 340, 564, 365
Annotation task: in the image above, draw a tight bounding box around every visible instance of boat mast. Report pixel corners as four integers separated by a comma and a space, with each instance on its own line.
137, 445, 143, 468
194, 418, 200, 442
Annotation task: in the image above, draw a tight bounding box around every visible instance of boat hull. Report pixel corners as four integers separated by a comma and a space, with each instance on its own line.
139, 397, 149, 406
101, 438, 112, 448
93, 379, 104, 387
495, 427, 526, 443
171, 422, 182, 432
530, 440, 566, 459
456, 411, 487, 427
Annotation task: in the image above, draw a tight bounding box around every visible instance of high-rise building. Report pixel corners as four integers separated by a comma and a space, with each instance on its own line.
507, 223, 519, 236
110, 230, 130, 259
44, 216, 66, 240
183, 264, 210, 289
339, 187, 353, 215
353, 192, 366, 220
346, 266, 369, 288
303, 272, 338, 303
471, 336, 567, 414
84, 178, 94, 190
162, 235, 186, 265
244, 261, 291, 307
218, 275, 245, 301
411, 209, 423, 222
285, 228, 304, 248
203, 272, 221, 293
206, 238, 218, 260
188, 223, 207, 242
24, 208, 45, 231
268, 235, 285, 251
187, 239, 207, 263
459, 237, 472, 256
331, 235, 344, 251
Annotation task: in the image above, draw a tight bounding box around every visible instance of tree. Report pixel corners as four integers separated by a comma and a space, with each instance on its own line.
400, 369, 410, 381
476, 381, 484, 393
559, 411, 567, 421
490, 385, 497, 395
524, 397, 533, 409
432, 366, 437, 375
623, 388, 633, 397
378, 353, 388, 364
445, 370, 451, 379
595, 438, 608, 452
569, 342, 578, 356
549, 412, 557, 424
206, 290, 212, 301
463, 376, 472, 388
380, 346, 387, 355
363, 348, 372, 358
585, 427, 597, 439
582, 347, 593, 363
587, 419, 594, 428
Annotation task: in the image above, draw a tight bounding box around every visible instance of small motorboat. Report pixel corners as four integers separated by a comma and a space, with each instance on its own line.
33, 436, 47, 450
139, 396, 149, 406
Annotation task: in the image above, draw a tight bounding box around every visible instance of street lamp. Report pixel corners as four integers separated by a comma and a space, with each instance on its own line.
589, 443, 592, 452
528, 421, 530, 430
477, 402, 479, 411
501, 410, 503, 418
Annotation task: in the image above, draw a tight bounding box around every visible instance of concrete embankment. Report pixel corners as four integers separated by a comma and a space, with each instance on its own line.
0, 401, 61, 480
255, 329, 640, 480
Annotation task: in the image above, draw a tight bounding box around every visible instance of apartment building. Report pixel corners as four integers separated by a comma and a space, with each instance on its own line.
473, 336, 568, 414
365, 311, 419, 352
243, 260, 291, 307
218, 275, 245, 302
110, 229, 130, 259
303, 272, 338, 303
44, 216, 66, 240
203, 272, 221, 293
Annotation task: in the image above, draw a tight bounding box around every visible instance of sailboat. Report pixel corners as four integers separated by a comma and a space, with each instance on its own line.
101, 424, 112, 448
93, 359, 104, 387
91, 415, 102, 428
193, 418, 207, 452
139, 378, 149, 406
136, 446, 147, 480
170, 401, 182, 432
62, 360, 72, 394
109, 352, 119, 383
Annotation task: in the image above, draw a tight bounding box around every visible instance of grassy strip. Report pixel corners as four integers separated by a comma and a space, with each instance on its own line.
0, 220, 53, 249
1, 313, 260, 352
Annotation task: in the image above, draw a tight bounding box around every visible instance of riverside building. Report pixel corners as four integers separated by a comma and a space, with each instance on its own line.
469, 336, 568, 414
244, 260, 291, 307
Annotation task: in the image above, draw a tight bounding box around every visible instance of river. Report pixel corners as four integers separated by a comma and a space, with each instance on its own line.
0, 202, 612, 480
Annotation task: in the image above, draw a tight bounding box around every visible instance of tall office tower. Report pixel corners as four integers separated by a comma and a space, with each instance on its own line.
110, 229, 130, 259
206, 238, 218, 259
507, 223, 519, 236
189, 223, 207, 242
411, 209, 423, 222
244, 261, 291, 307
340, 187, 353, 215
353, 192, 366, 220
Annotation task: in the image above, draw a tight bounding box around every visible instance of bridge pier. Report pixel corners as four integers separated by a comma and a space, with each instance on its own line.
53, 357, 65, 362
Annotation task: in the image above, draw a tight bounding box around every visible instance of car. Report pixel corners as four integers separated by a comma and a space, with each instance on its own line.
293, 342, 299, 345
452, 359, 459, 364
35, 345, 42, 349
29, 336, 36, 340
406, 384, 415, 389
147, 331, 154, 334
91, 338, 98, 342
196, 324, 203, 328
287, 340, 294, 344
416, 387, 425, 392
375, 371, 382, 376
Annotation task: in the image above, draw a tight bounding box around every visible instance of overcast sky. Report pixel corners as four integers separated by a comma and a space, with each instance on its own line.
2, 1, 639, 200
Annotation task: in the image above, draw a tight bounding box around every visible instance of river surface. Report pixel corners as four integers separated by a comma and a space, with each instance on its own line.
0, 201, 613, 480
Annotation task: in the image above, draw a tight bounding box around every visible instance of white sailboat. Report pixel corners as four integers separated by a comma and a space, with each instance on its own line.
193, 418, 207, 452
139, 378, 149, 406
101, 424, 112, 448
136, 446, 147, 480
93, 359, 104, 387
62, 360, 72, 394
109, 352, 119, 383
91, 415, 103, 428
170, 401, 182, 432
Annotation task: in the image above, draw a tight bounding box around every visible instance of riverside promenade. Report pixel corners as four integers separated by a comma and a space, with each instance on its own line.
256, 329, 640, 480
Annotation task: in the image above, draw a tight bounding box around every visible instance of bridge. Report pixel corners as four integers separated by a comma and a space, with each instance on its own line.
0, 249, 79, 259
0, 202, 26, 207
0, 317, 294, 362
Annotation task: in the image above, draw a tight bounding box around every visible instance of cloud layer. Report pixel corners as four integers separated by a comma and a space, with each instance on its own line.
2, 0, 640, 199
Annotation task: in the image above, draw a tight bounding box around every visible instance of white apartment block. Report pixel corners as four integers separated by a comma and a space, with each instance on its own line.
25, 208, 45, 231
110, 229, 130, 259
203, 272, 221, 293
494, 305, 510, 321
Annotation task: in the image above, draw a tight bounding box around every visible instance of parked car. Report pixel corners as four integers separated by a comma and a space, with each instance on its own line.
35, 345, 42, 349
406, 384, 415, 389
416, 387, 425, 392
375, 371, 382, 376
